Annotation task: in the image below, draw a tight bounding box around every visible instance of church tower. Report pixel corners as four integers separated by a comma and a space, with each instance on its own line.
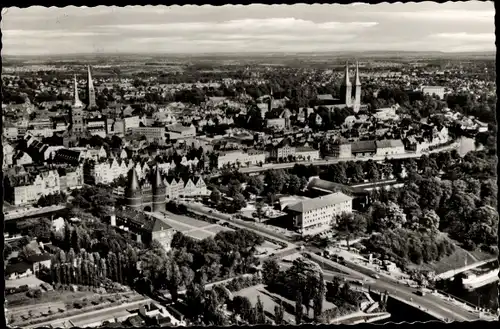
70, 75, 85, 134
86, 65, 97, 109
152, 165, 166, 213
340, 62, 352, 107
354, 61, 362, 113
125, 168, 142, 210
268, 88, 274, 112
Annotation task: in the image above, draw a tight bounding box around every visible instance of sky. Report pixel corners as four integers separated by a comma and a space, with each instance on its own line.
1, 2, 496, 55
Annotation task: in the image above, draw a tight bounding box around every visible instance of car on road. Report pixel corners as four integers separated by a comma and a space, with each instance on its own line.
370, 273, 380, 279
415, 289, 426, 296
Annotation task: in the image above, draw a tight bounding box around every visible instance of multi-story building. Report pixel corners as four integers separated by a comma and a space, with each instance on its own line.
287, 192, 353, 236
86, 116, 108, 138
351, 140, 377, 158
271, 140, 295, 160
3, 143, 15, 169
130, 126, 166, 143
295, 146, 320, 161
266, 118, 286, 130
5, 169, 61, 205
111, 207, 175, 251
375, 139, 406, 156
422, 86, 446, 100
124, 116, 141, 131
331, 143, 352, 158
57, 166, 84, 191
217, 150, 266, 168
167, 123, 196, 140
84, 158, 135, 185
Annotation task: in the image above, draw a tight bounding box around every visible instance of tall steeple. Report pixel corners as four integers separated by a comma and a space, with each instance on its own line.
343, 61, 352, 87
340, 61, 352, 107
354, 61, 361, 113
125, 168, 142, 209
152, 165, 166, 213
86, 65, 97, 109
73, 75, 84, 108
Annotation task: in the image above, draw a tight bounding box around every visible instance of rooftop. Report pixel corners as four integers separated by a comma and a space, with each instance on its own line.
287, 192, 353, 213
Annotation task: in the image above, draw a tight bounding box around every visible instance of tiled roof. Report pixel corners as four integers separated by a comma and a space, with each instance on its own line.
376, 139, 404, 149
351, 140, 377, 153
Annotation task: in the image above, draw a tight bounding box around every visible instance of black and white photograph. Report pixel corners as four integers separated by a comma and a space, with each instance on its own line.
1, 1, 498, 328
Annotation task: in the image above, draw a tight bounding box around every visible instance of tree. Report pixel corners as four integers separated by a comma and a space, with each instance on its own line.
313, 273, 325, 320
419, 178, 443, 210
210, 188, 222, 204
232, 296, 253, 322
232, 193, 247, 210
255, 201, 265, 221
262, 258, 281, 286
274, 300, 285, 324
295, 291, 303, 324
287, 174, 303, 194
371, 201, 407, 231
418, 210, 440, 234
265, 170, 287, 194
255, 295, 265, 324
336, 212, 368, 249
186, 283, 206, 321
246, 176, 264, 195
71, 229, 82, 252
167, 262, 183, 303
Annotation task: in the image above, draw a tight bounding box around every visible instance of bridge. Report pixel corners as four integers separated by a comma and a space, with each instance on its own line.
4, 205, 67, 221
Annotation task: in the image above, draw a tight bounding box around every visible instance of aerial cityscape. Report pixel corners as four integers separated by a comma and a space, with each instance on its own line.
2, 2, 498, 328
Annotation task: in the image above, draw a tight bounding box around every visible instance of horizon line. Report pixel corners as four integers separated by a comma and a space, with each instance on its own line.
2, 50, 497, 58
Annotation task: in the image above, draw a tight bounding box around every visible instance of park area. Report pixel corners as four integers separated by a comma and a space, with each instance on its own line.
234, 284, 339, 324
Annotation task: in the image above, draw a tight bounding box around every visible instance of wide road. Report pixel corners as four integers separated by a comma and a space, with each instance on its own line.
304, 250, 492, 322
185, 201, 487, 322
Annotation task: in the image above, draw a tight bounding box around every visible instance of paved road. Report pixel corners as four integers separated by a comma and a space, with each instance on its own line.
211, 144, 459, 177
184, 201, 489, 322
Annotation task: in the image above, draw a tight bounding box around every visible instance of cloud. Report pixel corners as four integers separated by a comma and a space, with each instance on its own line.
99, 18, 378, 34
429, 32, 495, 42
2, 29, 115, 38
371, 9, 494, 23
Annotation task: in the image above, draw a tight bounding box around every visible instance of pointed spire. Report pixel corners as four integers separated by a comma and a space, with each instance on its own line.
355, 61, 361, 86
343, 61, 351, 86
73, 75, 83, 108
126, 168, 140, 193
152, 165, 164, 190
86, 65, 97, 108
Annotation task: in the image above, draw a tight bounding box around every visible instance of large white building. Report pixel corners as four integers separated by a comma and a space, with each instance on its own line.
422, 86, 446, 100
375, 139, 406, 156
6, 169, 81, 205
287, 192, 353, 236
217, 150, 266, 168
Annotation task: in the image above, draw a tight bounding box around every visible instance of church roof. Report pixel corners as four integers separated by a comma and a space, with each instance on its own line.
126, 168, 141, 193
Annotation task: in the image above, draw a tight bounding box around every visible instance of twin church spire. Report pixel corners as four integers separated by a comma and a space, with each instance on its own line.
73, 65, 97, 109
341, 61, 362, 113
